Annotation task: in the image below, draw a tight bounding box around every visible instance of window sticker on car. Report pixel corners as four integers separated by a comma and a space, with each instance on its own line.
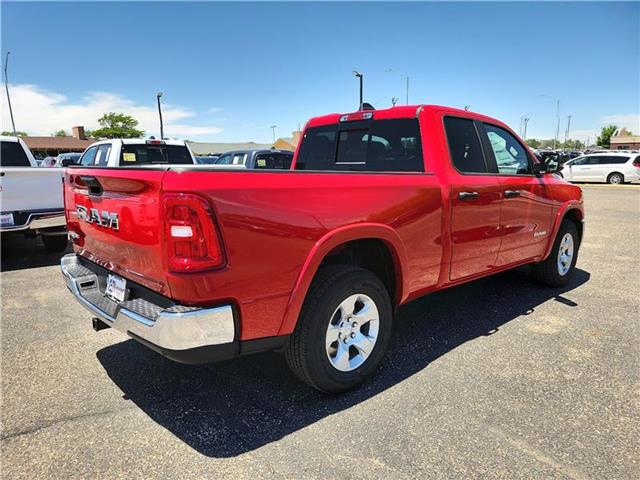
123, 153, 136, 162
257, 159, 266, 167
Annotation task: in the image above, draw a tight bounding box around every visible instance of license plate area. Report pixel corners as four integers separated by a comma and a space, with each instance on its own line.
105, 274, 127, 303
0, 213, 15, 227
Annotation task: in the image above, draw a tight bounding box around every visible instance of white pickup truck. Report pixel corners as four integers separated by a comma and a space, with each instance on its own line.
76, 138, 247, 169
0, 136, 69, 252
77, 138, 198, 167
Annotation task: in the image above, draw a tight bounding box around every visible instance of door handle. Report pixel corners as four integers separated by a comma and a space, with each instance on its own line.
504, 190, 521, 198
458, 191, 480, 201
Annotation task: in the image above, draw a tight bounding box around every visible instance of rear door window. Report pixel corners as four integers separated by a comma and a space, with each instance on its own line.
0, 141, 31, 167
295, 119, 423, 172
443, 117, 487, 173
598, 156, 629, 165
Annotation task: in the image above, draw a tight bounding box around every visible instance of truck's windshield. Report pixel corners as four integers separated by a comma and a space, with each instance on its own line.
295, 119, 423, 172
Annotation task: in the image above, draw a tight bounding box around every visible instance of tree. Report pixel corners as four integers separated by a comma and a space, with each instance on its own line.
90, 112, 144, 139
526, 139, 541, 149
53, 129, 68, 137
596, 125, 617, 148
1, 130, 28, 137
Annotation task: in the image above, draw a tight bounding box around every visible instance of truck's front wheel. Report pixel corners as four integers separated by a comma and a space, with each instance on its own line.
530, 219, 579, 287
285, 266, 393, 393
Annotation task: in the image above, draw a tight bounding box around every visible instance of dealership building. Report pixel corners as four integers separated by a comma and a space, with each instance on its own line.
610, 128, 640, 150
22, 126, 94, 159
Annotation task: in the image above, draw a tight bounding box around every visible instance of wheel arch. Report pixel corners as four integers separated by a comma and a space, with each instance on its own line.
277, 223, 409, 336
542, 202, 584, 260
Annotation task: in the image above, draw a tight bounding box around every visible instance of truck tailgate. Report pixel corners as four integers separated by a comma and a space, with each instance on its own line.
0, 167, 64, 212
64, 168, 170, 296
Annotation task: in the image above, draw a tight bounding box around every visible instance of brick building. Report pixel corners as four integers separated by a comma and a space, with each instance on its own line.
22, 126, 94, 159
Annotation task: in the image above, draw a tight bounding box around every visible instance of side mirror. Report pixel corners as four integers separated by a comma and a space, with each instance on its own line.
61, 158, 76, 167
533, 158, 561, 175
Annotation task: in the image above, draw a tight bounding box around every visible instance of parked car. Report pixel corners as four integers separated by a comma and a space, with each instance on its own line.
77, 138, 197, 167
0, 136, 68, 251
60, 104, 583, 393
195, 155, 220, 165
55, 152, 82, 167
215, 149, 293, 169
40, 156, 58, 168
561, 152, 640, 184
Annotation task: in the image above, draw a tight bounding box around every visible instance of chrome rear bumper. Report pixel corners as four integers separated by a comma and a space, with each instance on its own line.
61, 254, 236, 358
0, 209, 66, 232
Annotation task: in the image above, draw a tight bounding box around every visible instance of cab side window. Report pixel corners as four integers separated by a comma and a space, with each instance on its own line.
483, 124, 531, 175
444, 117, 488, 173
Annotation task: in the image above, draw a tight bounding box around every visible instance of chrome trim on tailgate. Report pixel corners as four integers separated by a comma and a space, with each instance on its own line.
61, 254, 235, 350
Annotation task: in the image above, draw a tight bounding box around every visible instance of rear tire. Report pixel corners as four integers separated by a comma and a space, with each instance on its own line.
607, 172, 624, 184
530, 220, 579, 287
42, 234, 69, 253
285, 265, 393, 393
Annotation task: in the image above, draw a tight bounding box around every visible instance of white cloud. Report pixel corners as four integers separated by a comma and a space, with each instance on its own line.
1, 84, 222, 138
567, 129, 600, 143
600, 113, 640, 133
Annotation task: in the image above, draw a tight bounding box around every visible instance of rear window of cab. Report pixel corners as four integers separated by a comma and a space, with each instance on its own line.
120, 144, 192, 165
295, 119, 423, 172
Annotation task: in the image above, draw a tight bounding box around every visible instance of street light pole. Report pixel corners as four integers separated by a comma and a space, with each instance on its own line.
555, 99, 560, 149
156, 92, 164, 139
405, 75, 409, 105
523, 116, 529, 140
4, 51, 17, 136
270, 125, 277, 144
564, 115, 572, 146
353, 71, 363, 110
541, 94, 561, 149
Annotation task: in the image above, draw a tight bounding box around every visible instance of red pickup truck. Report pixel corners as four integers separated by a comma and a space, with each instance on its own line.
61, 105, 584, 392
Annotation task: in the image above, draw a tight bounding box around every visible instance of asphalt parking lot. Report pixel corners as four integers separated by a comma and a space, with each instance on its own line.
1, 185, 638, 479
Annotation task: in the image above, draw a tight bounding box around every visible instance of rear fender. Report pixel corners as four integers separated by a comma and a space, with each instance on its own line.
277, 223, 409, 336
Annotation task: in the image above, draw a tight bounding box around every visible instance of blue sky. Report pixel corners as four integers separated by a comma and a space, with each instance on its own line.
2, 1, 638, 143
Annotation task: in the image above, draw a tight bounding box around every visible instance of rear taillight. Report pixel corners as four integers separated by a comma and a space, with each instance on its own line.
163, 193, 225, 272
633, 158, 640, 168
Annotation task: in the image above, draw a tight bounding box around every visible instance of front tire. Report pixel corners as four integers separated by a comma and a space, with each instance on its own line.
530, 220, 579, 287
285, 265, 393, 393
607, 172, 624, 184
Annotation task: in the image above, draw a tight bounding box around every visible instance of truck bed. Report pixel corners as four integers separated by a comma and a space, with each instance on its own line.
64, 167, 444, 340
